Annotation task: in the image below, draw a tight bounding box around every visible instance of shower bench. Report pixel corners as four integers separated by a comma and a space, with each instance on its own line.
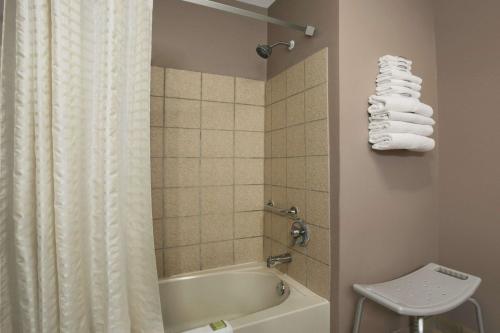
351, 263, 484, 333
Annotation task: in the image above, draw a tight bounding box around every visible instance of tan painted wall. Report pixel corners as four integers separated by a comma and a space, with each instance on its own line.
337, 1, 439, 332
435, 1, 500, 331
152, 0, 267, 80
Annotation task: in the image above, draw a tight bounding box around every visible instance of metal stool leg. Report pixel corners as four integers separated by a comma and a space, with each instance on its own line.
468, 298, 485, 333
409, 317, 425, 333
352, 297, 366, 333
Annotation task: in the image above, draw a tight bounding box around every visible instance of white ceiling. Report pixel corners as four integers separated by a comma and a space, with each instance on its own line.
235, 0, 275, 8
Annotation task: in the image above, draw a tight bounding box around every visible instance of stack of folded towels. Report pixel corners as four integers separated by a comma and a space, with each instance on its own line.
368, 55, 436, 152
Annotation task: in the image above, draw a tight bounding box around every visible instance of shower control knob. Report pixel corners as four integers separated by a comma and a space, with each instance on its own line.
290, 219, 309, 247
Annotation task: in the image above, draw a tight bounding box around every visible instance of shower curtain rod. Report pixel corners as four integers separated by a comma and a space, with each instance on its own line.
180, 0, 316, 36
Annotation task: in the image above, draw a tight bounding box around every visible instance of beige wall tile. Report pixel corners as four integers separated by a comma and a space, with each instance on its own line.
287, 157, 306, 189
150, 127, 163, 158
152, 188, 163, 219
166, 68, 201, 100
201, 101, 234, 130
286, 188, 306, 220
286, 124, 305, 157
235, 211, 264, 238
286, 93, 305, 126
235, 185, 263, 212
235, 78, 265, 106
201, 130, 233, 157
235, 131, 264, 158
235, 158, 264, 185
164, 158, 199, 188
164, 188, 200, 218
264, 132, 272, 158
265, 80, 272, 106
202, 73, 234, 103
271, 240, 288, 274
164, 128, 200, 157
153, 219, 163, 249
150, 96, 164, 127
306, 156, 329, 192
264, 185, 271, 203
307, 258, 330, 300
264, 212, 272, 237
305, 48, 328, 89
271, 72, 286, 103
235, 237, 263, 264
271, 214, 288, 245
271, 100, 286, 130
165, 98, 201, 129
263, 237, 271, 258
201, 158, 233, 186
306, 120, 329, 156
288, 250, 307, 286
155, 250, 164, 278
201, 186, 233, 215
201, 241, 234, 269
305, 83, 328, 122
164, 216, 200, 247
271, 129, 286, 158
151, 66, 165, 97
201, 214, 233, 242
164, 245, 200, 277
287, 61, 305, 96
306, 190, 330, 228
235, 105, 265, 131
271, 186, 287, 208
264, 159, 272, 185
308, 225, 330, 265
271, 158, 286, 187
265, 106, 272, 132
151, 157, 163, 189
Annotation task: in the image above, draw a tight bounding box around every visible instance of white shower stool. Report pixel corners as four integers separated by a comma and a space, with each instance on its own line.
352, 263, 484, 333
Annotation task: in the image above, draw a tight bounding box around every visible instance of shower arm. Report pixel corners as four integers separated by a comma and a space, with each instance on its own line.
180, 0, 316, 37
270, 41, 290, 48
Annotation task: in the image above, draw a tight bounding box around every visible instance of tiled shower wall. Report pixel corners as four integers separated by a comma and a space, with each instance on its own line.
263, 48, 331, 300
150, 67, 266, 278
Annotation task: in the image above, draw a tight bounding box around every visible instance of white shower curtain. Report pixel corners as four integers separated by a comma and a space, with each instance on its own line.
0, 0, 164, 332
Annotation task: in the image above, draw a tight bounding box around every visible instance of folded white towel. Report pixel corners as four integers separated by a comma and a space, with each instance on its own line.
379, 66, 412, 75
369, 111, 436, 125
379, 55, 412, 65
379, 63, 412, 72
368, 95, 433, 117
369, 133, 435, 152
369, 120, 433, 136
375, 85, 421, 99
184, 321, 233, 333
376, 78, 421, 91
377, 70, 423, 84
379, 56, 412, 71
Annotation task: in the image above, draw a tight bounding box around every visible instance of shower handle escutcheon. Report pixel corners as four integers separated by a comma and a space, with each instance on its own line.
290, 219, 309, 247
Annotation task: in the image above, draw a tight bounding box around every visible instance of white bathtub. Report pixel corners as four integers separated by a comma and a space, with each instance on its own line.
159, 262, 330, 333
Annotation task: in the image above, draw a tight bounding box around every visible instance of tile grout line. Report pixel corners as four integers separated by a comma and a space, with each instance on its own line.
161, 67, 166, 277
198, 71, 203, 272
232, 76, 236, 265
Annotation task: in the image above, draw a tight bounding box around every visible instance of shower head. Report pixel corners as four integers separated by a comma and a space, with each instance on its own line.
256, 40, 295, 59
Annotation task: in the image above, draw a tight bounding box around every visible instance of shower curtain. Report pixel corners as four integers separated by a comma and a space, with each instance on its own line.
0, 0, 164, 332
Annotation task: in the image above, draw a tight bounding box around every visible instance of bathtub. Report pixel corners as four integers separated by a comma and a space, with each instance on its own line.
159, 262, 330, 333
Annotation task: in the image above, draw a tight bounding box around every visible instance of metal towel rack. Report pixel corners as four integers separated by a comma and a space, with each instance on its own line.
264, 200, 299, 219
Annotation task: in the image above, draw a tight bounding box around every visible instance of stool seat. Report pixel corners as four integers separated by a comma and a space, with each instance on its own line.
353, 263, 481, 317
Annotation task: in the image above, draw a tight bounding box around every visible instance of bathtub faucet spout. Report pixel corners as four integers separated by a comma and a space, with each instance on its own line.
266, 253, 292, 268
